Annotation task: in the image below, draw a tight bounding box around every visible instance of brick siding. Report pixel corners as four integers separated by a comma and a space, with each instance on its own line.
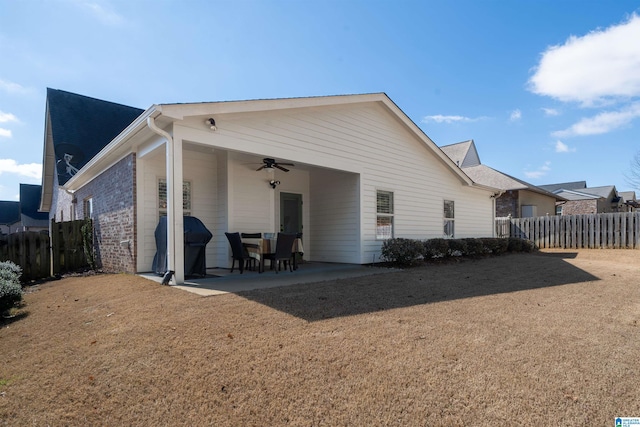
496, 190, 518, 217
55, 154, 137, 273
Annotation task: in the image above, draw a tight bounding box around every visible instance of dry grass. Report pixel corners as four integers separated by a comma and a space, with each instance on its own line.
1, 249, 639, 426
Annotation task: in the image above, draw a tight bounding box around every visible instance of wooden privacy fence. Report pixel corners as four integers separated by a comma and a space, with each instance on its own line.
0, 231, 50, 281
0, 219, 92, 282
51, 219, 92, 275
496, 212, 640, 249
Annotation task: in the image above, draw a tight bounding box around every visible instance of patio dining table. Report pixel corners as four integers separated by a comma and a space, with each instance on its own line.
242, 236, 304, 273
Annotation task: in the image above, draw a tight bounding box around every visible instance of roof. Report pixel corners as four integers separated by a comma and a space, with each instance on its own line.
620, 191, 637, 201
440, 140, 481, 168
439, 140, 562, 200
46, 88, 144, 186
462, 164, 565, 200
19, 184, 48, 225
59, 92, 498, 194
579, 185, 617, 199
538, 181, 587, 192
554, 189, 603, 201
0, 201, 20, 225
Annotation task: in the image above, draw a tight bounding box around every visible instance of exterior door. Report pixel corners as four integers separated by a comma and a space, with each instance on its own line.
280, 192, 302, 234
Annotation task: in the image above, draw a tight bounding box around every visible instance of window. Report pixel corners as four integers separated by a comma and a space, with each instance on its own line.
443, 200, 455, 238
158, 178, 191, 216
83, 197, 93, 219
556, 204, 563, 216
376, 190, 394, 239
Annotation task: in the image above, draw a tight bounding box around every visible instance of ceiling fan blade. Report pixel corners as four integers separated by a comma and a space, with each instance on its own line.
275, 165, 290, 172
256, 165, 266, 171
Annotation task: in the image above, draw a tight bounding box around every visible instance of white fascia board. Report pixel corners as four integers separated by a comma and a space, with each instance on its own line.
63, 106, 159, 191
156, 93, 388, 120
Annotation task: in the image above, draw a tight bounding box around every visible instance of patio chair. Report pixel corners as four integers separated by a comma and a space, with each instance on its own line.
224, 232, 250, 274
240, 233, 261, 271
264, 232, 297, 273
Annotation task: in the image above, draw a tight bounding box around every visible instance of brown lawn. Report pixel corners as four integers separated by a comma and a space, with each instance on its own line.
1, 249, 639, 426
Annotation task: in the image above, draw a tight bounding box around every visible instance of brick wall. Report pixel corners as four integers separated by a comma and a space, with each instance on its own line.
496, 190, 518, 217
560, 199, 599, 215
71, 154, 137, 273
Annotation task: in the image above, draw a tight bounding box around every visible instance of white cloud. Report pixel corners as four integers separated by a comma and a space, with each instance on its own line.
422, 114, 486, 124
552, 102, 640, 137
0, 159, 42, 180
0, 78, 29, 94
510, 109, 522, 122
0, 111, 19, 123
542, 108, 560, 116
524, 161, 551, 179
0, 128, 12, 138
555, 140, 575, 153
73, 0, 125, 26
528, 13, 640, 105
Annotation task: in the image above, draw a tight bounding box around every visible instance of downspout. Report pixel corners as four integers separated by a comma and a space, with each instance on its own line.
147, 116, 176, 284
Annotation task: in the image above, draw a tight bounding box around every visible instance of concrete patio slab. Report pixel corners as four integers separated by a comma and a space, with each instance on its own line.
139, 262, 397, 296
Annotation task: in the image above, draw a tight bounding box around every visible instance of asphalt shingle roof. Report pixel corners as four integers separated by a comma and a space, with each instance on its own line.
0, 201, 20, 225
47, 88, 144, 185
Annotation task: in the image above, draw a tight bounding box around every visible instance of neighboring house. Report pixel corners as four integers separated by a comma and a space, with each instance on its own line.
539, 182, 625, 215
440, 140, 563, 218
619, 191, 639, 212
0, 184, 49, 234
40, 89, 499, 284
0, 201, 20, 234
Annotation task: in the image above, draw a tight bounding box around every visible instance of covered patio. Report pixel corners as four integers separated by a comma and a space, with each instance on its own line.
139, 262, 397, 296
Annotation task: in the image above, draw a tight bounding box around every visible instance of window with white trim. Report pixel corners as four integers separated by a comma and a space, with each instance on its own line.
376, 190, 394, 240
158, 178, 191, 216
83, 197, 93, 219
443, 200, 455, 238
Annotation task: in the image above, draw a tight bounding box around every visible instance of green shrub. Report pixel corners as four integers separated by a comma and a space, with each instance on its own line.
423, 238, 449, 259
463, 238, 486, 256
447, 239, 468, 257
381, 238, 424, 267
481, 238, 508, 255
0, 261, 23, 314
0, 261, 21, 282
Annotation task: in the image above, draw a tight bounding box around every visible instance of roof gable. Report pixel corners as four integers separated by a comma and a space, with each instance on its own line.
46, 88, 144, 185
440, 140, 481, 168
539, 181, 587, 192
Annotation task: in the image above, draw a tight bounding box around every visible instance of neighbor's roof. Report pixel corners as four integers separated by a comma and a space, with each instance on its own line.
19, 184, 48, 226
538, 181, 587, 192
440, 140, 481, 168
619, 191, 637, 201
440, 140, 562, 200
0, 201, 20, 225
462, 164, 565, 200
554, 189, 602, 201
45, 88, 144, 186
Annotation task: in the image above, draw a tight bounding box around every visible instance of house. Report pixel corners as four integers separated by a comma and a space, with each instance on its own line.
619, 191, 639, 212
40, 89, 499, 284
440, 140, 563, 218
0, 201, 20, 234
539, 182, 625, 215
0, 184, 49, 234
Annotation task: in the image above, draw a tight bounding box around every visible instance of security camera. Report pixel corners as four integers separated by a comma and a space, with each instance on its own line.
206, 118, 217, 131
269, 180, 280, 189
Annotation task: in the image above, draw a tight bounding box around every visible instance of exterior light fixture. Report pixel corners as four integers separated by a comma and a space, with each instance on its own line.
269, 180, 280, 189
206, 118, 217, 131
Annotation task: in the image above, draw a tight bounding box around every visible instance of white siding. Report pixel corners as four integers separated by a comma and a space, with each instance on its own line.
172, 102, 494, 265
137, 147, 218, 272
310, 169, 360, 263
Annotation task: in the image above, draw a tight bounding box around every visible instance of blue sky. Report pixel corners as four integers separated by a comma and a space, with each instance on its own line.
1, 0, 640, 201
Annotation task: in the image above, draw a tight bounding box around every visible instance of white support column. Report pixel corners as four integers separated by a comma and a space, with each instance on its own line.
171, 135, 185, 285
